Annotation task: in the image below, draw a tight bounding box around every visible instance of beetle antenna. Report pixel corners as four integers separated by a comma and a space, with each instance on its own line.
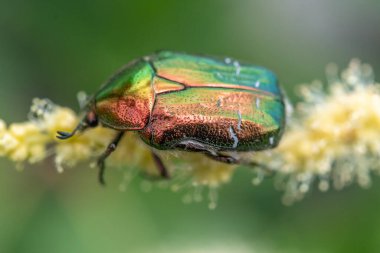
56, 124, 83, 139
56, 128, 79, 139
56, 115, 88, 140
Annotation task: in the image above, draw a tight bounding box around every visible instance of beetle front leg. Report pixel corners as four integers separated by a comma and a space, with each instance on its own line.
97, 131, 125, 185
151, 151, 170, 179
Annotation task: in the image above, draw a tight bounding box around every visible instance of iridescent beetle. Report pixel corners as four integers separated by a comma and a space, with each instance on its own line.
57, 51, 285, 184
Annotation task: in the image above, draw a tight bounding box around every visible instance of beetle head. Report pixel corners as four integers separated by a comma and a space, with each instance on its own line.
56, 108, 98, 140
84, 110, 99, 127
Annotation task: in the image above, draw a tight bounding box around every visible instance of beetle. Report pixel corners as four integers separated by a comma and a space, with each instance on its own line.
57, 51, 285, 184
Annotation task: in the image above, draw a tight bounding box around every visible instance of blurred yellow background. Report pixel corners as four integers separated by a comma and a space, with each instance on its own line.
1, 1, 380, 252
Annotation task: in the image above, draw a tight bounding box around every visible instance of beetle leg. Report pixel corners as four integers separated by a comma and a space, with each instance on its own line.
151, 151, 170, 179
97, 131, 125, 185
204, 151, 273, 174
204, 152, 239, 164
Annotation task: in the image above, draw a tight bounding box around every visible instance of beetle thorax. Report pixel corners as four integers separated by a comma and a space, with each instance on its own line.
93, 60, 155, 130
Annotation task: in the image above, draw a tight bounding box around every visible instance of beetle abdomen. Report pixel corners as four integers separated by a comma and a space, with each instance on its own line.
139, 86, 283, 151
137, 51, 285, 152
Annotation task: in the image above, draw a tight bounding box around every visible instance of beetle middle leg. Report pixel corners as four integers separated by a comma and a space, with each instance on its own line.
97, 131, 125, 185
151, 151, 170, 179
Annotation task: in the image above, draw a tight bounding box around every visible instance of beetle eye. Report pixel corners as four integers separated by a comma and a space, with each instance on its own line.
86, 111, 98, 127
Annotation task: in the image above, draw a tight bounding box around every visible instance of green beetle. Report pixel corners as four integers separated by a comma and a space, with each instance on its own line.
57, 51, 285, 184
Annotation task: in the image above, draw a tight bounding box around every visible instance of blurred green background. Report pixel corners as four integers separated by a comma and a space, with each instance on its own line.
1, 1, 380, 252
